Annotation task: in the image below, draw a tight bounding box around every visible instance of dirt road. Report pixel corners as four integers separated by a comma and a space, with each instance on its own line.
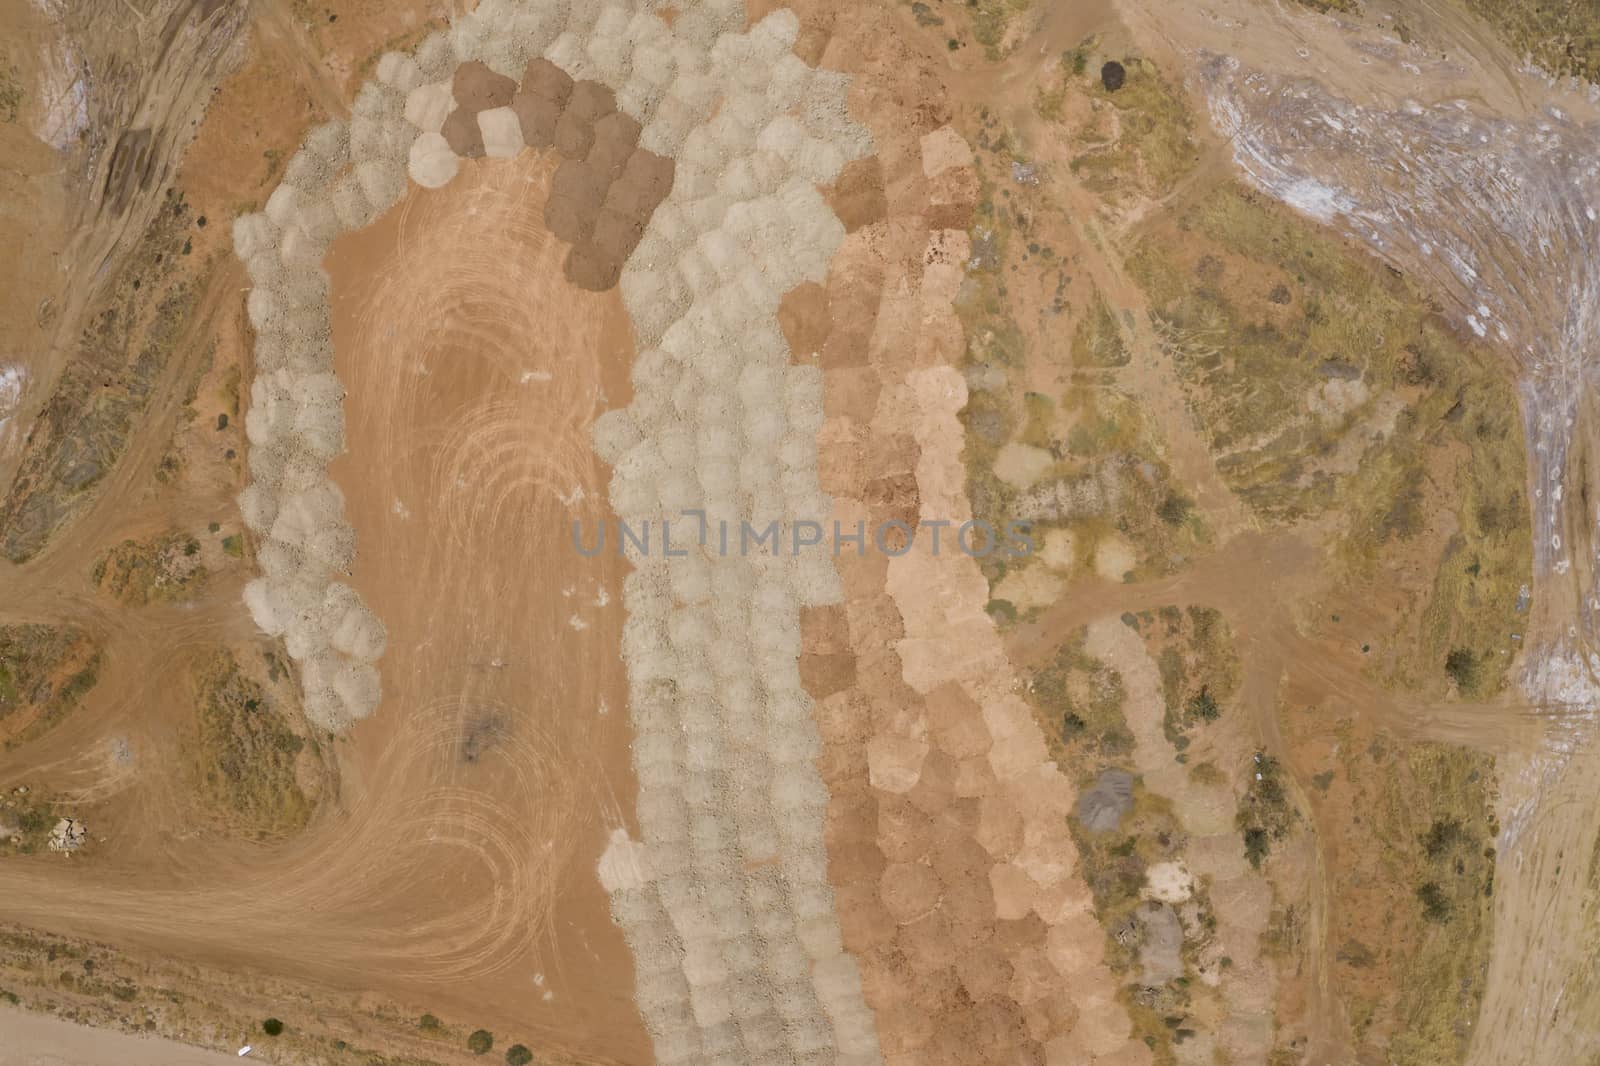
0, 1006, 244, 1066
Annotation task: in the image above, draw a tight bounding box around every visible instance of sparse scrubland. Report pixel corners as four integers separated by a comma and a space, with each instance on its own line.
960, 31, 1522, 1063
958, 155, 1208, 618
1029, 626, 1133, 763
1464, 0, 1600, 81
1130, 183, 1530, 696
1304, 718, 1497, 1060
0, 789, 68, 854
187, 648, 317, 838
92, 532, 208, 605
0, 192, 201, 564
1062, 51, 1197, 201
0, 624, 101, 750
1142, 606, 1240, 752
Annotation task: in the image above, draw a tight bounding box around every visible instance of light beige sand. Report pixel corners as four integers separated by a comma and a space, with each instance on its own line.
0, 1007, 243, 1066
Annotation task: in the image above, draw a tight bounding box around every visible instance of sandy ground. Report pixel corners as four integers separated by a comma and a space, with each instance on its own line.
323, 149, 645, 1043
2, 0, 1598, 1062
0, 1006, 244, 1066
0, 147, 650, 1066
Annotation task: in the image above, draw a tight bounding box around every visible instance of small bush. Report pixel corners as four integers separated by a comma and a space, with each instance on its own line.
1416, 881, 1453, 923
1157, 492, 1192, 526
262, 1019, 284, 1036
468, 1030, 495, 1055
1243, 827, 1270, 869
505, 1045, 534, 1066
1422, 818, 1468, 860
987, 598, 1018, 624
419, 1014, 441, 1031
1444, 648, 1480, 693
1186, 686, 1220, 722
1237, 753, 1293, 867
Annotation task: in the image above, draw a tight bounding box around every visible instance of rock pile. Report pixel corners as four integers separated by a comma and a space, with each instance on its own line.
48, 817, 87, 852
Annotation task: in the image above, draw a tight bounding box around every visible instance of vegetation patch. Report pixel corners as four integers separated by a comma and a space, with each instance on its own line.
1299, 714, 1498, 1057
1053, 52, 1197, 201
0, 188, 201, 563
956, 174, 1032, 595
1129, 183, 1529, 695
187, 649, 315, 838
1377, 744, 1497, 1063
1071, 287, 1130, 368
0, 63, 22, 124
1072, 786, 1186, 967
1237, 752, 1294, 868
92, 532, 208, 606
0, 789, 68, 854
1143, 606, 1241, 751
956, 175, 1208, 599
1066, 783, 1214, 1064
0, 624, 102, 750
1027, 627, 1133, 762
1463, 0, 1600, 83
965, 0, 1031, 59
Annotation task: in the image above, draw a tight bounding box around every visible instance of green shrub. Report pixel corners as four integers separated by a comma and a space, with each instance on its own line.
262, 1019, 284, 1036
468, 1030, 495, 1055
987, 598, 1018, 624
1237, 753, 1293, 867
1243, 827, 1270, 869
1186, 686, 1220, 722
1421, 818, 1468, 860
505, 1045, 533, 1066
1416, 881, 1453, 923
1444, 648, 1480, 693
419, 1014, 441, 1031
1157, 492, 1192, 526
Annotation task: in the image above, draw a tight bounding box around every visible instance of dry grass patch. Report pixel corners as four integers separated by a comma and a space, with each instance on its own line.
1059, 53, 1198, 201
1130, 183, 1529, 695
186, 649, 319, 838
1376, 743, 1497, 1061
0, 624, 101, 750
92, 532, 208, 606
1463, 0, 1600, 82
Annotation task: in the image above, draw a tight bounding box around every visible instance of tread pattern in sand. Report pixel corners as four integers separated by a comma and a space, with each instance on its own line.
234, 1, 883, 1062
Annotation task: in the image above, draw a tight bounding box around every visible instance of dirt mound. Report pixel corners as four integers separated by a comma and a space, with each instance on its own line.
424, 57, 673, 290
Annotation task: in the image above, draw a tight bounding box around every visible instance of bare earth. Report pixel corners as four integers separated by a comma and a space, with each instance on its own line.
1, 0, 1599, 1063
0, 1006, 241, 1066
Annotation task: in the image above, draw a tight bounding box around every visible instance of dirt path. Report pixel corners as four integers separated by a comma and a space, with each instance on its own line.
0, 1005, 245, 1066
